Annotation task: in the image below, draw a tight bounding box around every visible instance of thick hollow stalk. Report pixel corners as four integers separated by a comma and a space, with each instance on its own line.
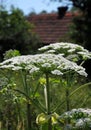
46, 73, 50, 114
20, 70, 32, 130
27, 103, 32, 130
45, 73, 52, 130
66, 88, 70, 111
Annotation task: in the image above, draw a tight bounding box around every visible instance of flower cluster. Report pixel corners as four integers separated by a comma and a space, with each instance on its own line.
59, 108, 91, 129
38, 42, 91, 62
0, 54, 87, 77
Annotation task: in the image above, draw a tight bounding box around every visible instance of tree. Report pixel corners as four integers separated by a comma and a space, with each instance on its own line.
40, 10, 48, 14
50, 0, 90, 10
66, 0, 91, 78
50, 0, 91, 50
68, 0, 91, 49
0, 6, 41, 61
50, 0, 91, 77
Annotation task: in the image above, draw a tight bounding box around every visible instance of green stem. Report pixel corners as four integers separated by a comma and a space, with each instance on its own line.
20, 70, 31, 129
65, 88, 70, 124
66, 88, 70, 111
27, 103, 32, 130
20, 70, 28, 95
46, 73, 50, 114
13, 89, 46, 113
45, 73, 52, 130
52, 82, 91, 113
80, 60, 85, 66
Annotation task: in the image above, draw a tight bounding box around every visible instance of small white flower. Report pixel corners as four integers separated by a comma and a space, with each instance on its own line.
75, 119, 84, 128
0, 64, 14, 69
77, 51, 91, 59
67, 48, 76, 52
84, 118, 91, 123
47, 50, 56, 53
77, 70, 88, 77
51, 70, 63, 75
29, 67, 40, 74
12, 66, 22, 70
42, 63, 51, 68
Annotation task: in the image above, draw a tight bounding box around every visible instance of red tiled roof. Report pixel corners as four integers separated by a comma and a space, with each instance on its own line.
27, 12, 75, 44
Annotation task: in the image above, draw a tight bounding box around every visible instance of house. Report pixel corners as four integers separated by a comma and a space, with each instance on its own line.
27, 10, 91, 78
27, 7, 76, 44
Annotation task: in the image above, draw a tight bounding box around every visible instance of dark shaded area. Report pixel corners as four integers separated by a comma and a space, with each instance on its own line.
0, 7, 42, 61
83, 59, 91, 80
58, 6, 68, 19
68, 0, 91, 78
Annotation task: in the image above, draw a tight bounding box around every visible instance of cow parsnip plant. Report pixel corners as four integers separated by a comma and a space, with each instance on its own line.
58, 108, 91, 130
38, 42, 91, 62
38, 42, 91, 113
0, 53, 88, 130
0, 54, 87, 77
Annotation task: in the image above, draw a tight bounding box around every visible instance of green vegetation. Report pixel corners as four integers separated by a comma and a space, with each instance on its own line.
0, 43, 91, 130
0, 6, 41, 61
0, 1, 91, 129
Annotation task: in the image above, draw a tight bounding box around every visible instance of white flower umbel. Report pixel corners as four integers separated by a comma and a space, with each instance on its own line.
59, 108, 91, 129
38, 42, 91, 61
0, 54, 87, 77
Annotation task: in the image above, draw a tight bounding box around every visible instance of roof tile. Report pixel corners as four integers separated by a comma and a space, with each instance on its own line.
27, 12, 75, 43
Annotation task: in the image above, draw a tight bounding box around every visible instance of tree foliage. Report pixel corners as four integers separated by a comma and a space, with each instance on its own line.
68, 0, 91, 51
52, 0, 91, 50
0, 6, 41, 61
